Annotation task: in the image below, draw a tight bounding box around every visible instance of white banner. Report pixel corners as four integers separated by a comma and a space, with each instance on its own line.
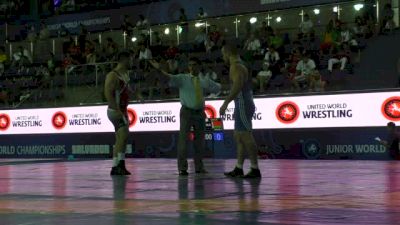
0, 91, 399, 135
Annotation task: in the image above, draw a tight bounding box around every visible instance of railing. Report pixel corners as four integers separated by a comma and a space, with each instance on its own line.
3, 0, 369, 62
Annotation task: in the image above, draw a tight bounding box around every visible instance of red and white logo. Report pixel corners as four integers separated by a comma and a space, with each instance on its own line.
0, 114, 10, 131
276, 101, 300, 124
52, 112, 67, 129
204, 105, 217, 119
127, 108, 137, 128
382, 97, 400, 121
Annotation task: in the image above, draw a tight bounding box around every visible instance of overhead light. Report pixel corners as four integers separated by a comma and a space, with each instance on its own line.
131, 37, 137, 42
354, 4, 364, 11
164, 28, 170, 35
195, 22, 206, 28
313, 8, 320, 15
234, 20, 241, 24
333, 6, 338, 13
276, 17, 282, 23
249, 17, 257, 24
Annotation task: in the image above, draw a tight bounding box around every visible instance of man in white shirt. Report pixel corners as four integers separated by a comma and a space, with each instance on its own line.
150, 58, 221, 176
292, 52, 316, 90
244, 33, 261, 52
299, 14, 314, 36
12, 46, 32, 66
257, 62, 272, 93
138, 45, 152, 70
264, 46, 280, 75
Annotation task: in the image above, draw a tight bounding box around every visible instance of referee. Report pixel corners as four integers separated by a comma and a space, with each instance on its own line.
150, 58, 221, 175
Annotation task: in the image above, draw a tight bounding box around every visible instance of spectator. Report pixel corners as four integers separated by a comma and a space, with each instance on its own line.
85, 40, 96, 64
27, 25, 37, 42
258, 21, 269, 46
328, 45, 350, 73
62, 53, 79, 74
165, 44, 179, 59
308, 70, 325, 92
299, 14, 314, 37
136, 14, 149, 35
197, 7, 208, 19
381, 3, 395, 34
105, 37, 118, 61
167, 56, 179, 74
0, 46, 7, 76
179, 8, 189, 43
339, 24, 351, 44
59, 0, 75, 12
138, 44, 152, 70
39, 21, 50, 40
264, 46, 280, 76
204, 26, 222, 52
12, 46, 32, 66
47, 52, 56, 73
78, 24, 88, 59
243, 33, 261, 62
121, 15, 134, 37
292, 52, 316, 90
203, 63, 218, 81
321, 20, 339, 51
256, 62, 272, 93
194, 28, 207, 51
58, 25, 70, 37
353, 16, 367, 38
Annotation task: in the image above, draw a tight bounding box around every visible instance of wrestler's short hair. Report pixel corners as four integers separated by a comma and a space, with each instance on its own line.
222, 42, 239, 56
118, 51, 131, 61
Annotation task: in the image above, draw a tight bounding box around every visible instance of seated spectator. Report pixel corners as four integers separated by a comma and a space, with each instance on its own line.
58, 25, 70, 37
47, 52, 56, 73
138, 44, 152, 70
264, 46, 280, 76
268, 31, 284, 51
62, 53, 79, 74
285, 47, 302, 77
194, 28, 207, 51
256, 62, 272, 93
59, 0, 75, 12
39, 21, 50, 40
85, 40, 96, 64
12, 46, 32, 66
0, 46, 7, 76
136, 15, 149, 35
328, 44, 350, 73
105, 37, 118, 61
121, 15, 134, 37
308, 70, 326, 92
353, 16, 367, 38
299, 14, 314, 37
381, 3, 395, 34
258, 21, 269, 44
27, 25, 37, 42
339, 24, 351, 44
166, 56, 178, 74
197, 7, 208, 19
165, 44, 179, 59
291, 52, 316, 90
208, 25, 222, 50
243, 33, 261, 62
321, 21, 339, 51
203, 63, 218, 81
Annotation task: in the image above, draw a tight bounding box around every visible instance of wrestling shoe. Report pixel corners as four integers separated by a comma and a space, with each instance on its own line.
224, 167, 244, 178
179, 170, 189, 176
243, 168, 262, 179
110, 166, 125, 176
118, 160, 131, 175
195, 169, 209, 174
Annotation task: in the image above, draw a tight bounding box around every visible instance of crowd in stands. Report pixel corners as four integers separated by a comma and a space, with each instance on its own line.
0, 3, 396, 107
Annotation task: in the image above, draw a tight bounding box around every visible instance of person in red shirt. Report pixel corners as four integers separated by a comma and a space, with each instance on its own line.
104, 51, 133, 176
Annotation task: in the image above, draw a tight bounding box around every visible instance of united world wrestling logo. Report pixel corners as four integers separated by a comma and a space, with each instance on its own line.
52, 111, 67, 130
382, 97, 400, 121
127, 108, 137, 128
276, 101, 300, 124
0, 114, 10, 131
302, 139, 321, 159
204, 105, 217, 119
